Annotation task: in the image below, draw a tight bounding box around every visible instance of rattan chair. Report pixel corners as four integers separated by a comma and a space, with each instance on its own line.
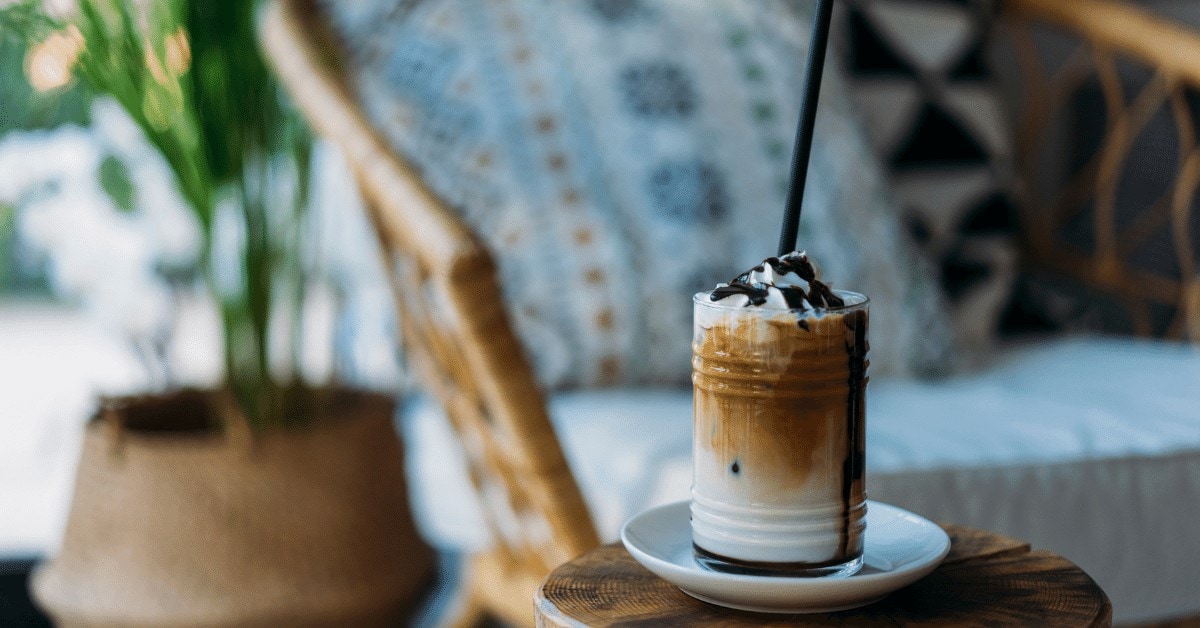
259, 0, 1200, 625
1005, 0, 1200, 340
259, 3, 597, 626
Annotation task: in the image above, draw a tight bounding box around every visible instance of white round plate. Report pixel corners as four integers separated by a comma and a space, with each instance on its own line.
620, 500, 950, 614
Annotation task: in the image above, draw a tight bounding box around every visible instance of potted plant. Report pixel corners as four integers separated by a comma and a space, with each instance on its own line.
0, 1, 433, 625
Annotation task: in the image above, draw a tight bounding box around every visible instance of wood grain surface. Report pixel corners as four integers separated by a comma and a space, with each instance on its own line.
535, 525, 1112, 627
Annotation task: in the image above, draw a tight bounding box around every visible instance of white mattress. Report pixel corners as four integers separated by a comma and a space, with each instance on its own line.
402, 336, 1200, 623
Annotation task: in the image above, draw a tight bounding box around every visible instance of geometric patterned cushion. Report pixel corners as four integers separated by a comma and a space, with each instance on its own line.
835, 0, 1020, 354
319, 0, 959, 389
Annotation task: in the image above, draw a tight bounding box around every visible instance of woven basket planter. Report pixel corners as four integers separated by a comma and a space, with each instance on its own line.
31, 388, 435, 627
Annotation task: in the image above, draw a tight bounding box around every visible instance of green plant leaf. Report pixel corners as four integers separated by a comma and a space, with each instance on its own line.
5, 0, 320, 428
0, 202, 13, 289
0, 1, 60, 44
99, 153, 135, 213
0, 4, 92, 132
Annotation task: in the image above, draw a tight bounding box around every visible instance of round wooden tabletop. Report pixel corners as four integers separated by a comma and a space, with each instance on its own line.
535, 525, 1111, 626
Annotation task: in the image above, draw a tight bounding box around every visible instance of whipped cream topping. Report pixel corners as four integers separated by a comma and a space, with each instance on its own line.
710, 251, 844, 310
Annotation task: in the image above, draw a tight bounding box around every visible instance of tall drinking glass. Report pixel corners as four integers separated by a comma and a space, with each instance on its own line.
691, 290, 869, 577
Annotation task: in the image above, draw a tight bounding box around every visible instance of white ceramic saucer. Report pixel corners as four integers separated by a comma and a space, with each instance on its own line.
620, 500, 950, 614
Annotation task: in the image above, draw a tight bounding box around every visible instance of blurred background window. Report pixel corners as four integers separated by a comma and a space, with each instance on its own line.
0, 30, 91, 297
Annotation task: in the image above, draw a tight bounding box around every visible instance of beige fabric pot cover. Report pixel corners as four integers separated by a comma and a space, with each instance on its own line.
32, 389, 435, 627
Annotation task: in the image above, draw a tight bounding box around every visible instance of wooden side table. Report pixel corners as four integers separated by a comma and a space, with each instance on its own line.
535, 525, 1112, 626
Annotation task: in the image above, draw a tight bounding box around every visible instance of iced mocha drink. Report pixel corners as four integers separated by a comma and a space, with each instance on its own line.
692, 252, 868, 577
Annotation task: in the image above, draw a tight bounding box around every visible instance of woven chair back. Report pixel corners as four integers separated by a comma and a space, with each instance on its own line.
1004, 0, 1200, 341
259, 0, 600, 586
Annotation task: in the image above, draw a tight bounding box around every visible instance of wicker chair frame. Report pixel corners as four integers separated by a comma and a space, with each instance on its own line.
260, 2, 598, 625
1006, 0, 1200, 340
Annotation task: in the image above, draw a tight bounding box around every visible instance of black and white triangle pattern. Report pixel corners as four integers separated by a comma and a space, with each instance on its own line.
836, 0, 1018, 352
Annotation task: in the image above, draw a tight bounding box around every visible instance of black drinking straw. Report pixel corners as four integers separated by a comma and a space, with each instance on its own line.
778, 0, 836, 257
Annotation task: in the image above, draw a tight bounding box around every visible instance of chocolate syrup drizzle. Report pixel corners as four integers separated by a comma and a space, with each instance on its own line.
710, 253, 845, 314
840, 309, 868, 558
